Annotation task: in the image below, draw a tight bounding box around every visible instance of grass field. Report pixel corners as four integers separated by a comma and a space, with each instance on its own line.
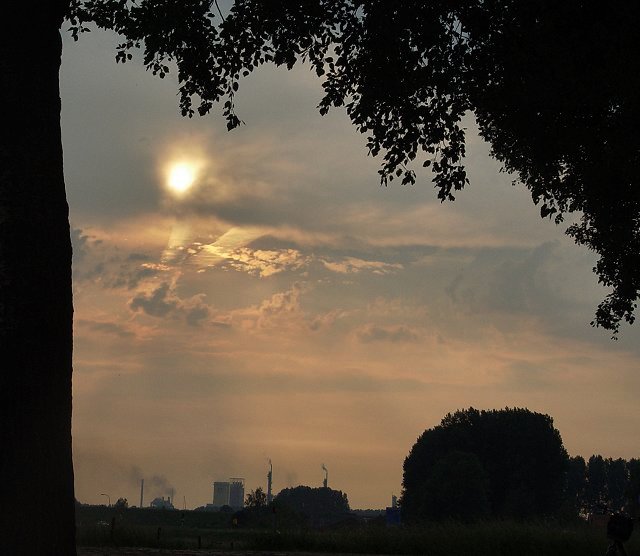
75, 506, 638, 556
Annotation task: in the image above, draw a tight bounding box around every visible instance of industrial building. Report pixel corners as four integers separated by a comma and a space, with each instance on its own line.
229, 478, 245, 509
150, 496, 174, 510
211, 477, 245, 510
212, 481, 230, 507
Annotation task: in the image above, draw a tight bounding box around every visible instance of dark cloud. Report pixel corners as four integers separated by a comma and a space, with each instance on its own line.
127, 252, 153, 262
71, 227, 109, 282
71, 227, 89, 263
129, 283, 177, 317
109, 264, 161, 290
71, 227, 161, 289
185, 304, 209, 327
129, 282, 210, 327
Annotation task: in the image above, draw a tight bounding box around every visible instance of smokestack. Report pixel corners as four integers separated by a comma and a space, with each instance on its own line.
140, 479, 144, 508
267, 459, 273, 503
322, 464, 328, 488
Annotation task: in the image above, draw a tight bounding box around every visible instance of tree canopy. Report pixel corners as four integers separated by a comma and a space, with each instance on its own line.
68, 0, 640, 334
401, 408, 568, 521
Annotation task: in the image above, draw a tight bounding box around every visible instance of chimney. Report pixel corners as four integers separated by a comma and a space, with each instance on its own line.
140, 479, 144, 508
267, 460, 273, 503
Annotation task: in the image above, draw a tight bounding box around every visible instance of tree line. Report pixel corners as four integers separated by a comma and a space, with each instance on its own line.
566, 455, 640, 517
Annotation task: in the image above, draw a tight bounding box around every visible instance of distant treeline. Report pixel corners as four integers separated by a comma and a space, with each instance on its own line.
566, 455, 640, 515
75, 503, 231, 529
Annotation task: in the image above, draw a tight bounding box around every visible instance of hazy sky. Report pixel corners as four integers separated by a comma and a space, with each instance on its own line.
61, 27, 640, 510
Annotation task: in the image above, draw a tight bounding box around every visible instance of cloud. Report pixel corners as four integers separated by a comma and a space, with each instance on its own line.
70, 225, 166, 289
71, 227, 110, 282
78, 319, 135, 338
185, 303, 210, 327
444, 242, 571, 318
309, 309, 348, 332
256, 283, 304, 329
129, 282, 210, 326
71, 227, 90, 264
203, 245, 309, 277
108, 263, 170, 290
355, 324, 420, 343
129, 283, 178, 317
321, 256, 403, 275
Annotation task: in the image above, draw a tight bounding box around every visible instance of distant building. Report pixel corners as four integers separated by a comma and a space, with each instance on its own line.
150, 496, 174, 510
213, 481, 230, 507
229, 478, 245, 510
211, 478, 245, 510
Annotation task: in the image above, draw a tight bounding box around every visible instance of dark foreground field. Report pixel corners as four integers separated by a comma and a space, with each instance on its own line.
76, 506, 638, 556
76, 522, 640, 556
78, 550, 360, 556
78, 551, 344, 556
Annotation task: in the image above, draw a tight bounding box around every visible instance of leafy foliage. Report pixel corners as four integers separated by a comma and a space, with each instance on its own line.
401, 408, 568, 521
67, 1, 640, 333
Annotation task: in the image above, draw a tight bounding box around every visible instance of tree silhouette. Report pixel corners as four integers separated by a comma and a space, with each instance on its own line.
401, 408, 568, 521
275, 485, 351, 526
245, 486, 267, 509
586, 454, 609, 508
565, 455, 587, 514
2, 1, 638, 553
2, 4, 75, 555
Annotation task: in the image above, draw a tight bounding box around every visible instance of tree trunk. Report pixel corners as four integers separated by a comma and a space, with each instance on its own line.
0, 2, 76, 554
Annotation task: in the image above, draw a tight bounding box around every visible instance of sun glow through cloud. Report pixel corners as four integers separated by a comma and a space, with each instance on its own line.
167, 162, 197, 195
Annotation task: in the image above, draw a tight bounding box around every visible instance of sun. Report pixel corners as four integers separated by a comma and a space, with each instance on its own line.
167, 163, 197, 195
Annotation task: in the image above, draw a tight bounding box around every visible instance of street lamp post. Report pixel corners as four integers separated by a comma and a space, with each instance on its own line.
100, 493, 111, 507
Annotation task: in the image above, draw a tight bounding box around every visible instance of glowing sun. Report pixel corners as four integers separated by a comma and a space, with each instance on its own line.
167, 163, 197, 194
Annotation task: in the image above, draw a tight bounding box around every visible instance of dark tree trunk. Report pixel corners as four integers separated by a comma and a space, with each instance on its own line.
0, 2, 76, 554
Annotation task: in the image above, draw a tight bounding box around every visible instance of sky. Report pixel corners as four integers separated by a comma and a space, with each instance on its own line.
60, 27, 640, 511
